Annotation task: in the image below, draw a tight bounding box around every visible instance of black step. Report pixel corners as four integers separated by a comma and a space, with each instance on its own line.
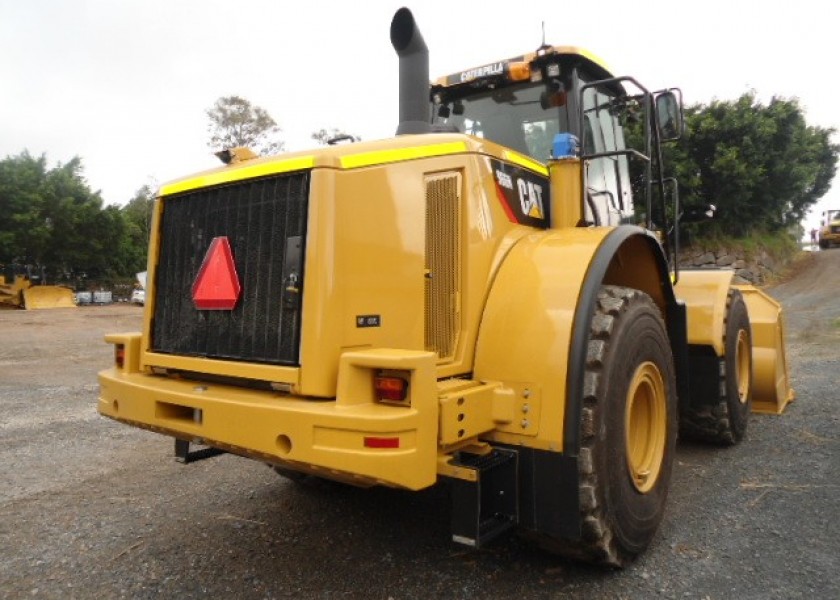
448, 448, 519, 548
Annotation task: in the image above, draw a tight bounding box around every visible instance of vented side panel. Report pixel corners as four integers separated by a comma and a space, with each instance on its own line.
152, 172, 309, 365
425, 172, 461, 361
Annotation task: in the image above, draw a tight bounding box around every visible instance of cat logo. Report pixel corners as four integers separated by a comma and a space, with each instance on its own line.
491, 159, 551, 228
517, 178, 545, 219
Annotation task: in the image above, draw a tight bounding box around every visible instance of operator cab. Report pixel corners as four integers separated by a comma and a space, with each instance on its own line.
431, 47, 635, 227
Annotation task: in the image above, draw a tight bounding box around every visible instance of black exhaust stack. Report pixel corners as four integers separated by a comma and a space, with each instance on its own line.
390, 8, 431, 135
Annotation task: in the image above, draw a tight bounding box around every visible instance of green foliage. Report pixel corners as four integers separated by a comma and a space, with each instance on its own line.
683, 228, 800, 263
665, 93, 838, 238
121, 184, 156, 273
206, 95, 284, 155
0, 151, 149, 284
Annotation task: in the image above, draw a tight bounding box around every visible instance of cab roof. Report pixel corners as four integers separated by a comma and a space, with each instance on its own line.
433, 45, 614, 89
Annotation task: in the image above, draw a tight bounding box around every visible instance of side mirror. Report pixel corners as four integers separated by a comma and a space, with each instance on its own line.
655, 90, 683, 142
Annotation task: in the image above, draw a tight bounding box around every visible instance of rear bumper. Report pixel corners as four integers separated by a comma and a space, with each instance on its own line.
98, 344, 440, 490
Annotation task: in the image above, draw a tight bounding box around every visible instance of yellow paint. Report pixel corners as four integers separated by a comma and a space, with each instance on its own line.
160, 156, 316, 196
100, 347, 440, 490
548, 158, 583, 229
675, 272, 794, 414
21, 285, 76, 309
474, 227, 613, 449
734, 285, 795, 414
625, 361, 667, 494
502, 150, 548, 175
0, 275, 75, 309
674, 270, 733, 355
339, 141, 468, 169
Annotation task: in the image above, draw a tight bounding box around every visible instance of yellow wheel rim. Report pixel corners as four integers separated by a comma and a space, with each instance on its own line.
735, 330, 751, 404
625, 361, 667, 494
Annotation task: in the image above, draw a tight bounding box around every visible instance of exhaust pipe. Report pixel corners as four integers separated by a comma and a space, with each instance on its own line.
390, 7, 431, 135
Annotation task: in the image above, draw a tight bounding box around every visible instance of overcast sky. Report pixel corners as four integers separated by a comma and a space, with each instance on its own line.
2, 0, 838, 230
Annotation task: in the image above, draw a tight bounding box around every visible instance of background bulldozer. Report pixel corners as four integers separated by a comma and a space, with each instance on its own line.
0, 267, 75, 310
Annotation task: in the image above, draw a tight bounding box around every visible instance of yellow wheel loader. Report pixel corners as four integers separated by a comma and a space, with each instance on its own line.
98, 8, 793, 566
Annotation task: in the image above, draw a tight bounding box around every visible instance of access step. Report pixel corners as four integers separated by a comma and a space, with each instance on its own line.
174, 439, 225, 464
448, 448, 518, 548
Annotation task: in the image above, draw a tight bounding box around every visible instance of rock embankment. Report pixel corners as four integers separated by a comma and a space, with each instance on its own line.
678, 246, 786, 285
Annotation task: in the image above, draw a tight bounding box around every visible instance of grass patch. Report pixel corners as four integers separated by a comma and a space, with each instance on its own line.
686, 230, 800, 262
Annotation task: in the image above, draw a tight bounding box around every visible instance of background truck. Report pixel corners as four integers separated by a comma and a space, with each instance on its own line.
98, 8, 793, 566
818, 209, 840, 248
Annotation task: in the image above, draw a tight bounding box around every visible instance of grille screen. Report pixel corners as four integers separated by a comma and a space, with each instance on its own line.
152, 172, 309, 365
424, 172, 461, 360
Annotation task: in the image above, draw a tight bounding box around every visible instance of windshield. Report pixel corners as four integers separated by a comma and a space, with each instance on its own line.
431, 82, 571, 163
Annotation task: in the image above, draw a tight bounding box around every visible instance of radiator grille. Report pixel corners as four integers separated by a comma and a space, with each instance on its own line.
152, 172, 309, 365
424, 172, 461, 360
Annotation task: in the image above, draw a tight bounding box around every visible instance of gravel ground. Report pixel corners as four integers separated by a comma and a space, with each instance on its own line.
1, 251, 838, 599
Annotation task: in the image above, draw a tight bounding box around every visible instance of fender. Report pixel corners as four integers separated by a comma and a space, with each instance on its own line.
473, 225, 682, 540
474, 225, 682, 455
674, 269, 735, 356
563, 226, 682, 455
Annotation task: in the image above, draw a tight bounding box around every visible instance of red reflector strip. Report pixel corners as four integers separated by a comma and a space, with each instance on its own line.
364, 436, 400, 449
115, 344, 125, 368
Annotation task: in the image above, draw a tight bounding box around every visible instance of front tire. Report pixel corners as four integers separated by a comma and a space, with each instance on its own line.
542, 285, 678, 566
680, 289, 752, 445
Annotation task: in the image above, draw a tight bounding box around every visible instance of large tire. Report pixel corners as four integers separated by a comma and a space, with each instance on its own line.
542, 285, 678, 566
680, 289, 752, 445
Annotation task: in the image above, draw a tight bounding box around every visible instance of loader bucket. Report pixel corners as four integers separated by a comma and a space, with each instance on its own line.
22, 286, 77, 309
735, 285, 794, 414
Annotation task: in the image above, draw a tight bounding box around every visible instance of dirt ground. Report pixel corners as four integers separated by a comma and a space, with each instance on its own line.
1, 251, 838, 599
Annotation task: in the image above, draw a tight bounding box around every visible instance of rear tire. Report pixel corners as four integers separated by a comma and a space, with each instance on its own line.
680, 289, 752, 445
540, 285, 677, 566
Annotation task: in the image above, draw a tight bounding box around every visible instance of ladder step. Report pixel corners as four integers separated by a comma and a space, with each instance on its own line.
174, 439, 225, 464
449, 448, 518, 548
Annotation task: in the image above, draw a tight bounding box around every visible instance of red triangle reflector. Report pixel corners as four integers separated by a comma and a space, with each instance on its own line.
192, 237, 242, 310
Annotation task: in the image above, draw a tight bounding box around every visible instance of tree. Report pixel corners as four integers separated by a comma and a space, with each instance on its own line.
206, 95, 284, 155
121, 184, 157, 273
0, 151, 144, 282
311, 128, 360, 145
664, 93, 838, 238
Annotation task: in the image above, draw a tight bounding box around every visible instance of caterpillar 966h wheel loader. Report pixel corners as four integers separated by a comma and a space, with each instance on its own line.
98, 8, 793, 566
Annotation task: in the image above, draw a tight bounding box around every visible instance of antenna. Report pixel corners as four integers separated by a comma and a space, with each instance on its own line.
541, 21, 546, 46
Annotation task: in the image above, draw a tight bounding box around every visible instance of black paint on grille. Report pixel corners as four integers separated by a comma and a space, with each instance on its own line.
151, 172, 309, 365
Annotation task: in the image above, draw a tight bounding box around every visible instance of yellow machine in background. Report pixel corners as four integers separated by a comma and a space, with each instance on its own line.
98, 8, 792, 566
0, 273, 76, 310
818, 209, 840, 248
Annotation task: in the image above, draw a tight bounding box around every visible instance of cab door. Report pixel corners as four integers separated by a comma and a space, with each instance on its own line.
581, 88, 633, 226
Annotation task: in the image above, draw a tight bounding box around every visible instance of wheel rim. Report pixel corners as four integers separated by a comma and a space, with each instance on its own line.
625, 361, 667, 494
735, 329, 751, 404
